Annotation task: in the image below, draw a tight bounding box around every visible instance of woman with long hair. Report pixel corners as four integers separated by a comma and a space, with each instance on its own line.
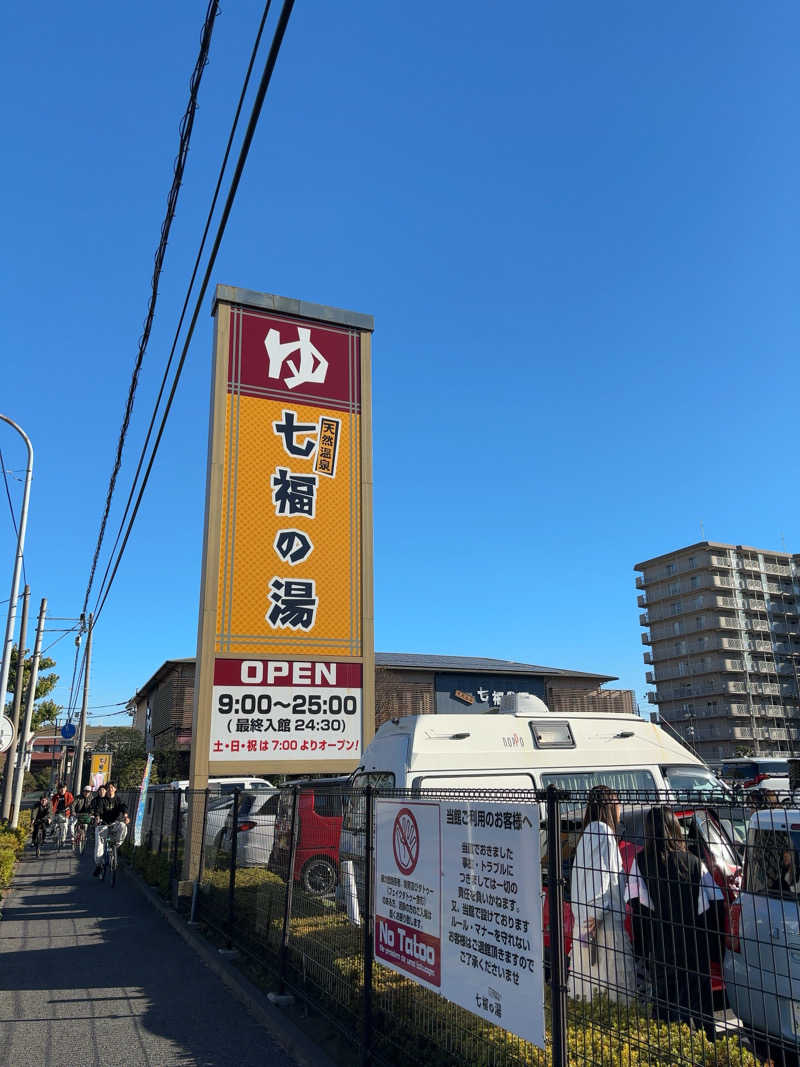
628, 806, 719, 1034
568, 785, 636, 1003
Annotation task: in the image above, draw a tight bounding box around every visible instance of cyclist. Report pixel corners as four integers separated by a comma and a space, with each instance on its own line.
51, 782, 74, 844
31, 794, 52, 851
72, 785, 94, 853
91, 782, 129, 877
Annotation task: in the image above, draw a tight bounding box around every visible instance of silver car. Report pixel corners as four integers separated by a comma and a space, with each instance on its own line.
205, 790, 279, 868
724, 808, 800, 1057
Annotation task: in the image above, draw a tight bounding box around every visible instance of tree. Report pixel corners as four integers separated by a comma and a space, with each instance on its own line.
4, 646, 62, 731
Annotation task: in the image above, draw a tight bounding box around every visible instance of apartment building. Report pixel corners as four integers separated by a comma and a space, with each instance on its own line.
636, 542, 800, 764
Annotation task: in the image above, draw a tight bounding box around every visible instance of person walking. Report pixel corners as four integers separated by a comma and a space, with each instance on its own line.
568, 785, 637, 1004
627, 806, 719, 1035
91, 782, 129, 877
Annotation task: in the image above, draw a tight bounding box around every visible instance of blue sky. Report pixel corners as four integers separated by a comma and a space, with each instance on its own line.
1, 1, 798, 724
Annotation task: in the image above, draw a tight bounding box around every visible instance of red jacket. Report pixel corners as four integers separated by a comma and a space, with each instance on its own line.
51, 790, 73, 816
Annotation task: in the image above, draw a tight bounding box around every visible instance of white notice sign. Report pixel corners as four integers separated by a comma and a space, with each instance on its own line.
374, 797, 544, 1049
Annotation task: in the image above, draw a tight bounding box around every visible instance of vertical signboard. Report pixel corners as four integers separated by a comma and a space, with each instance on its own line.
132, 753, 154, 847
374, 797, 545, 1049
90, 753, 112, 789
191, 287, 374, 783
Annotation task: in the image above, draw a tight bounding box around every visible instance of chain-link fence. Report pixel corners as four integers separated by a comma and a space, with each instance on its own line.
121, 781, 800, 1066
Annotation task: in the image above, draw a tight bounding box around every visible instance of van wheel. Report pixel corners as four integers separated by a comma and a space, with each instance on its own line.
301, 857, 336, 896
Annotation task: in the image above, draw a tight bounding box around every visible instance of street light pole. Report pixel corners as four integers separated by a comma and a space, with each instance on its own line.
0, 416, 33, 722
0, 584, 29, 820
72, 614, 93, 795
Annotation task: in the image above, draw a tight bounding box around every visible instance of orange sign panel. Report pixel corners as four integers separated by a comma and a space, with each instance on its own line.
215, 302, 365, 657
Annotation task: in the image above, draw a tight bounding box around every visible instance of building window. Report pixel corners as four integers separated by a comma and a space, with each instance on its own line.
669, 581, 680, 595
673, 621, 681, 635
666, 563, 676, 575
695, 616, 704, 631
688, 557, 696, 569
690, 576, 698, 589
671, 602, 681, 616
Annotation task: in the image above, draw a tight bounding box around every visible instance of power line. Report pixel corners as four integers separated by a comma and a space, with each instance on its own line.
92, 0, 297, 624
92, 0, 275, 612
0, 448, 26, 586
81, 0, 220, 619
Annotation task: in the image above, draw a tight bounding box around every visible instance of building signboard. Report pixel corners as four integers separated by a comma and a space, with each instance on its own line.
190, 288, 374, 781
374, 796, 544, 1049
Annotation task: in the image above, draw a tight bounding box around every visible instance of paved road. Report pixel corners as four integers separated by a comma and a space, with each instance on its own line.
0, 842, 298, 1067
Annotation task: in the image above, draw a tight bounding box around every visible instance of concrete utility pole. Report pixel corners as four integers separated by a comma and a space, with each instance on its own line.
1, 585, 29, 820
11, 597, 46, 828
0, 415, 33, 725
72, 614, 93, 796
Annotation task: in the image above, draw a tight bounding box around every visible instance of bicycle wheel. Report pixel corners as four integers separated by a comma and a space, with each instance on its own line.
34, 831, 41, 859
78, 829, 86, 856
110, 847, 117, 888
55, 821, 64, 850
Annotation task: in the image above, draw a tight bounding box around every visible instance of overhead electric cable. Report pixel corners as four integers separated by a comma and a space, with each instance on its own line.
91, 0, 297, 625
81, 0, 220, 618
92, 0, 274, 613
0, 448, 26, 585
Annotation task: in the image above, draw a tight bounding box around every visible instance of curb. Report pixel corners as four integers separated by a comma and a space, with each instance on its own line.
125, 870, 338, 1067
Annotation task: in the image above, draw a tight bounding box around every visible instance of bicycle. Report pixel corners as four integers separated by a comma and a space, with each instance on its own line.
99, 819, 127, 887
53, 813, 68, 850
73, 815, 92, 856
32, 820, 48, 858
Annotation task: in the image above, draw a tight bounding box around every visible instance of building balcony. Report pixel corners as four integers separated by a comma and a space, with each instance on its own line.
636, 576, 645, 589
641, 632, 652, 645
647, 692, 658, 704
639, 613, 650, 626
643, 651, 653, 664
646, 671, 654, 684
637, 595, 647, 608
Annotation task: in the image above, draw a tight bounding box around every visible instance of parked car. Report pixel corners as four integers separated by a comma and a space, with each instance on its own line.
269, 777, 349, 896
206, 789, 280, 867
724, 808, 800, 1059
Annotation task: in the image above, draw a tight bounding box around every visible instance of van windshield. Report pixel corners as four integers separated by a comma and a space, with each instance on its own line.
663, 766, 729, 796
342, 773, 395, 832
745, 826, 800, 900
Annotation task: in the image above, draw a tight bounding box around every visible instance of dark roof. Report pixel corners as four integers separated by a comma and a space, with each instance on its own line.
134, 653, 614, 700
134, 658, 196, 701
375, 652, 614, 682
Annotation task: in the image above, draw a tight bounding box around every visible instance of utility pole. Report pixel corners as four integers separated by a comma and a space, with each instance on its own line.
1, 585, 29, 820
0, 416, 33, 720
72, 614, 93, 796
10, 597, 46, 828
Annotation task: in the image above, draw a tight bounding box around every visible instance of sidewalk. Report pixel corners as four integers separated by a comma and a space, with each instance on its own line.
0, 842, 301, 1067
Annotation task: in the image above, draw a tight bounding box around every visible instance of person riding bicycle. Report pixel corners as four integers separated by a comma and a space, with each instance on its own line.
91, 782, 129, 877
31, 794, 52, 847
51, 782, 74, 843
72, 785, 93, 849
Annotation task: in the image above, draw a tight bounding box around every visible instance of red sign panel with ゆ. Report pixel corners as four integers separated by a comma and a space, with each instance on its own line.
374, 800, 441, 988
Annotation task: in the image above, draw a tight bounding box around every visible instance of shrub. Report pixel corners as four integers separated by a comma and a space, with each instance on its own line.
0, 847, 15, 887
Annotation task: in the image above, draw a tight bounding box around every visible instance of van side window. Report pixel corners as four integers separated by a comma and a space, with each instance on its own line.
540, 769, 656, 793
313, 791, 344, 818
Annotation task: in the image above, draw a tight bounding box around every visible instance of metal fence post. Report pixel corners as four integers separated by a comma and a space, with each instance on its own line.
546, 785, 568, 1067
171, 788, 182, 894
190, 789, 210, 925
157, 789, 167, 856
361, 785, 374, 1067
226, 788, 240, 948
279, 785, 300, 991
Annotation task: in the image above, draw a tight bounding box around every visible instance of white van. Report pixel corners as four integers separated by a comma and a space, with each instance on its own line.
338, 694, 725, 893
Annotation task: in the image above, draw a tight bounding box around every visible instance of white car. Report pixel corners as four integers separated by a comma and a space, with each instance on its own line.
203, 790, 279, 868
724, 808, 800, 1057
